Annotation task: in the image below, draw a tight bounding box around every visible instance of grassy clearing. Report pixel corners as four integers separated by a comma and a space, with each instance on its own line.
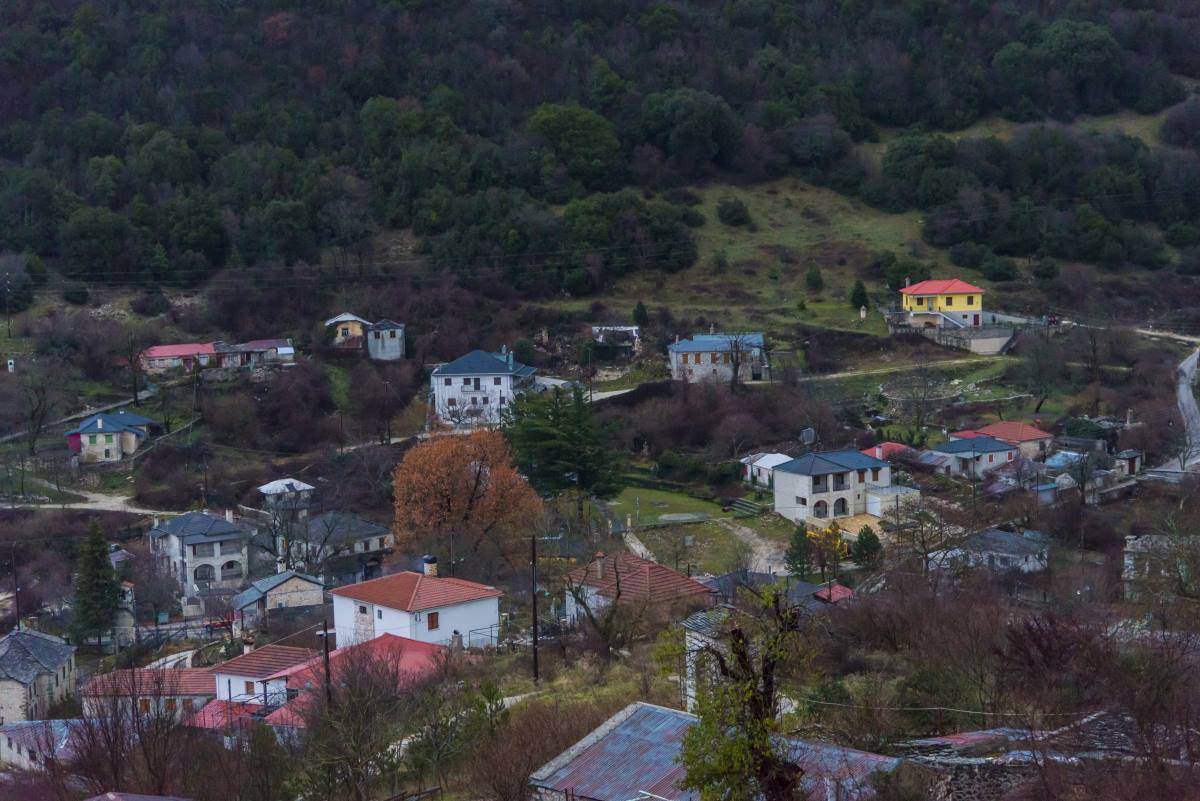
593, 359, 670, 390
638, 519, 743, 575
607, 486, 727, 525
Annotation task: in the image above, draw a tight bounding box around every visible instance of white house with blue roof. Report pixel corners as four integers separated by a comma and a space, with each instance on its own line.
772, 449, 893, 523
65, 410, 154, 463
668, 332, 768, 383
930, 435, 1016, 479
430, 346, 536, 425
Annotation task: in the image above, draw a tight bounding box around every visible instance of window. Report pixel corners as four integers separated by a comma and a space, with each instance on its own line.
377, 537, 385, 550
988, 454, 994, 463
857, 470, 866, 482
104, 449, 111, 459
710, 353, 719, 364
428, 612, 440, 631
446, 398, 456, 407
871, 468, 880, 481
193, 543, 215, 558
139, 699, 151, 713
945, 296, 953, 306
795, 496, 806, 506
165, 698, 177, 712
358, 605, 368, 615
1007, 452, 1014, 461
966, 296, 974, 305
373, 331, 381, 339
220, 560, 243, 580
444, 378, 451, 386
470, 397, 477, 405
220, 541, 241, 555
494, 376, 502, 385
482, 397, 489, 404
183, 699, 194, 712
376, 609, 382, 619
194, 564, 215, 582
105, 434, 113, 444
389, 330, 397, 339
462, 378, 470, 385
88, 435, 97, 445
722, 352, 730, 363
244, 681, 255, 695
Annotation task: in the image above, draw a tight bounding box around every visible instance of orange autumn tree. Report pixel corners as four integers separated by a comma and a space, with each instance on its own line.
392, 430, 542, 578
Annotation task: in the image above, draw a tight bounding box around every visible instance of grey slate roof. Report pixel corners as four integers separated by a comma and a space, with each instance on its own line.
368, 319, 405, 331
432, 349, 535, 378
965, 528, 1049, 558
932, 436, 1013, 455
775, 449, 888, 476
681, 604, 732, 639
230, 570, 323, 611
307, 511, 389, 546
0, 630, 74, 685
0, 718, 81, 760
149, 512, 250, 545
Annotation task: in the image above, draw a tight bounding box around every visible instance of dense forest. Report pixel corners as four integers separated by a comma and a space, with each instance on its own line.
2, 0, 1200, 300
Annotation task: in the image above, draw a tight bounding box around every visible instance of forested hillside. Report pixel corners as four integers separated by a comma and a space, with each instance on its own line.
2, 0, 1200, 302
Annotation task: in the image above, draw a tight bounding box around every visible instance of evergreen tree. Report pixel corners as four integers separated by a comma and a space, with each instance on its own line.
73, 521, 119, 644
784, 526, 812, 576
805, 265, 824, 292
504, 385, 625, 521
632, 300, 649, 328
849, 279, 869, 309
850, 525, 883, 568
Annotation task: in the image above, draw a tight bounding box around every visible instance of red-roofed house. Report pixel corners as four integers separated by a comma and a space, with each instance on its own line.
212, 644, 318, 705
564, 553, 717, 622
900, 278, 984, 329
952, 421, 1053, 459
81, 668, 215, 717
860, 442, 913, 462
140, 343, 216, 373
330, 566, 501, 647
184, 700, 265, 731
813, 582, 853, 604
262, 634, 445, 729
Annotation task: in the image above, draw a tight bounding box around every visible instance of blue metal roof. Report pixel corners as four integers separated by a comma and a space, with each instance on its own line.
532, 702, 900, 801
66, 410, 154, 436
432, 348, 536, 377
932, 436, 1013, 455
775, 449, 889, 476
668, 332, 764, 353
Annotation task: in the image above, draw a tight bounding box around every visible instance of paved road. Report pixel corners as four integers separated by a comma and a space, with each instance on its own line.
8, 477, 167, 515
1157, 347, 1200, 472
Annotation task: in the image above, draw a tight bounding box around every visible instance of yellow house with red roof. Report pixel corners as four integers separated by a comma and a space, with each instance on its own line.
900, 278, 984, 328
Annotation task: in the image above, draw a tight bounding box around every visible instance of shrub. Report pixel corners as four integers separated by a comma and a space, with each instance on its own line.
805, 265, 824, 292
131, 289, 171, 317
1031, 257, 1060, 281
949, 241, 986, 269
678, 207, 706, 227
981, 253, 1019, 281
1166, 222, 1200, 249
716, 197, 751, 226
849, 280, 869, 309
62, 282, 89, 305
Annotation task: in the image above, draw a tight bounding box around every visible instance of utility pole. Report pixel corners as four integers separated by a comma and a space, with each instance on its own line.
129, 334, 139, 406
3, 273, 10, 338
321, 619, 333, 704
530, 533, 539, 683
11, 544, 19, 631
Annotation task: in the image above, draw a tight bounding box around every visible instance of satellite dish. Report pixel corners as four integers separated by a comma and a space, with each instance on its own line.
800, 427, 817, 446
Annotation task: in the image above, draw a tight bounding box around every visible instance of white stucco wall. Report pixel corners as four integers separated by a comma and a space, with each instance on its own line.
333, 594, 499, 648
432, 372, 515, 425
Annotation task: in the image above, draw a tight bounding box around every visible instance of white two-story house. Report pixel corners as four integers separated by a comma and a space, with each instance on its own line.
430, 346, 536, 426
329, 562, 501, 648
149, 511, 256, 597
772, 449, 892, 523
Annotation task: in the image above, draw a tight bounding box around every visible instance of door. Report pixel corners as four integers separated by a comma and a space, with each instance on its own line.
973, 314, 980, 326
473, 377, 480, 390
866, 494, 881, 517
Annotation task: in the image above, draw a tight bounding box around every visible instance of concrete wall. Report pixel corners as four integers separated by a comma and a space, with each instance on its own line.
773, 466, 891, 524
334, 594, 499, 648
433, 373, 516, 425
367, 328, 405, 361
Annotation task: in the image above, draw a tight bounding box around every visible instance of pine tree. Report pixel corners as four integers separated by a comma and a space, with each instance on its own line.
805, 265, 824, 292
632, 300, 649, 328
73, 521, 119, 644
850, 525, 883, 568
850, 279, 869, 309
504, 385, 625, 521
784, 526, 812, 576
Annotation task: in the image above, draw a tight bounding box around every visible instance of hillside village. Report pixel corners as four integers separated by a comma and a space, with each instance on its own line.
4, 1, 1200, 799
0, 269, 1197, 801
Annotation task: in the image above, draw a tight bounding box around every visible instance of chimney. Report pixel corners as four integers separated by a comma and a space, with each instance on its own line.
97, 418, 103, 430
423, 555, 438, 577
875, 446, 883, 459
225, 509, 234, 523
594, 552, 605, 579
1126, 407, 1132, 427
242, 637, 254, 655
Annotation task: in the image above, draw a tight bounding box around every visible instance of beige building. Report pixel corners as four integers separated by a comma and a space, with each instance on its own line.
66, 411, 153, 463
0, 630, 76, 724
81, 667, 215, 719
231, 571, 325, 634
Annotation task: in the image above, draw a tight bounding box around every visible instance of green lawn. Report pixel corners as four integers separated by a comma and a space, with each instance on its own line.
607, 486, 727, 526
638, 520, 744, 575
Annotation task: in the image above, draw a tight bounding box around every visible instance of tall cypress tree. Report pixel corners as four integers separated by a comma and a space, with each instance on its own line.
73, 521, 119, 644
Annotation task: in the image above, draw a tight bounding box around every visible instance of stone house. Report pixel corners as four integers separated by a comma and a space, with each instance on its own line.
0, 630, 75, 724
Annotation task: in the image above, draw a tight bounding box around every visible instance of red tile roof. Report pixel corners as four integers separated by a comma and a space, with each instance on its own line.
567, 553, 717, 605
264, 634, 445, 728
900, 279, 984, 296
185, 700, 264, 730
860, 442, 913, 460
950, 430, 984, 439
142, 343, 215, 359
213, 644, 318, 679
82, 668, 215, 697
972, 421, 1053, 443
329, 571, 501, 612
813, 582, 853, 604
